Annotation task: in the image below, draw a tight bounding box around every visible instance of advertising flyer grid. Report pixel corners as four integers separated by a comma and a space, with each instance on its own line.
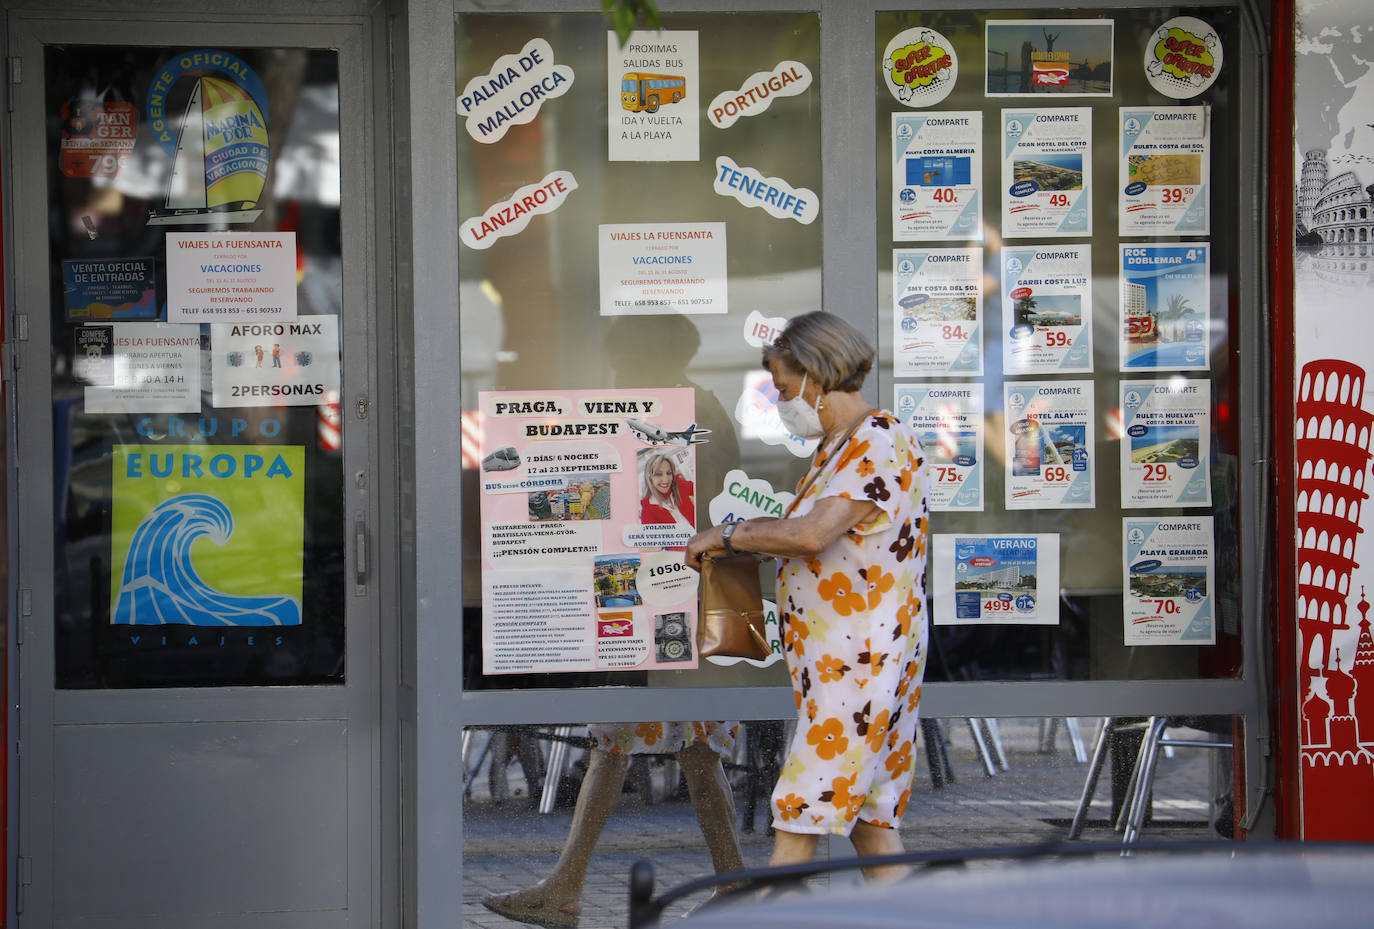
1120, 379, 1212, 509
1119, 106, 1211, 235
1123, 517, 1216, 645
933, 533, 1061, 625
1000, 244, 1092, 374
1001, 108, 1093, 237
891, 112, 982, 241
1119, 243, 1210, 371
892, 248, 984, 377
895, 383, 984, 512
1004, 381, 1095, 510
477, 388, 704, 675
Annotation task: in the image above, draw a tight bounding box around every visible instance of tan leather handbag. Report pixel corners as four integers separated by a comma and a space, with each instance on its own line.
696, 552, 771, 661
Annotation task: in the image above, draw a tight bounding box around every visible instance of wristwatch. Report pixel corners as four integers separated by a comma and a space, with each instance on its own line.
721, 520, 740, 556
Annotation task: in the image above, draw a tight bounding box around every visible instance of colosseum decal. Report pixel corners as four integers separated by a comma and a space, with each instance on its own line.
1295, 0, 1374, 838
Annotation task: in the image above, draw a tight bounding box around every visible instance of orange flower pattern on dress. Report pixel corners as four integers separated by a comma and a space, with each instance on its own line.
817, 654, 852, 683
776, 793, 810, 822
808, 717, 849, 760
589, 721, 738, 757
864, 565, 895, 608
817, 572, 866, 616
771, 411, 928, 836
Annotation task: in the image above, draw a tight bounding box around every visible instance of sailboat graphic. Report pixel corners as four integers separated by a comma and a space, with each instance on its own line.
149, 75, 269, 225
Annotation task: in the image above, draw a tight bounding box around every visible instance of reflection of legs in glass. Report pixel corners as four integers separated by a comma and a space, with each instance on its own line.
482, 743, 744, 927
482, 748, 629, 927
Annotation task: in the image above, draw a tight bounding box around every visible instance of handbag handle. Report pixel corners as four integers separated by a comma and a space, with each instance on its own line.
783, 409, 877, 517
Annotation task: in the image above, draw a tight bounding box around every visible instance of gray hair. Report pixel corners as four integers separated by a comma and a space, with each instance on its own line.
761, 311, 874, 392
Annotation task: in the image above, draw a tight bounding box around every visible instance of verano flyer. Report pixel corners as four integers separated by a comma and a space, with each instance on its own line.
1123, 517, 1215, 645
933, 533, 1061, 625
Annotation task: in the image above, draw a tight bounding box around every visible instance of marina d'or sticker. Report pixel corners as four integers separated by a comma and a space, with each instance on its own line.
882, 27, 958, 108
109, 445, 305, 627
1145, 16, 1221, 99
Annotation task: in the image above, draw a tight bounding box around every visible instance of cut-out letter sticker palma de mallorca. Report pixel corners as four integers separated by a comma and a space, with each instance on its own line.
1145, 16, 1222, 99
882, 27, 958, 108
708, 61, 812, 129
110, 445, 305, 626
145, 49, 270, 226
458, 38, 575, 144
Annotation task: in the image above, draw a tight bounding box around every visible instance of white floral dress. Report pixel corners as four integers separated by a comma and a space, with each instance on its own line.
771, 411, 929, 835
588, 721, 739, 756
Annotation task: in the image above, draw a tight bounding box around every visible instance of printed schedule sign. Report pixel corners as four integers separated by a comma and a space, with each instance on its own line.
165, 232, 298, 323
1001, 245, 1092, 374
1123, 517, 1215, 645
1004, 381, 1095, 509
1120, 107, 1210, 235
895, 383, 984, 511
599, 223, 727, 316
933, 533, 1060, 625
1119, 243, 1210, 371
893, 248, 983, 376
1120, 379, 1212, 508
891, 112, 982, 241
477, 388, 705, 674
608, 30, 700, 161
1001, 108, 1092, 237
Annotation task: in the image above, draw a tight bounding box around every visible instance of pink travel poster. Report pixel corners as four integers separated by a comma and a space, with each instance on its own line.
477, 387, 704, 674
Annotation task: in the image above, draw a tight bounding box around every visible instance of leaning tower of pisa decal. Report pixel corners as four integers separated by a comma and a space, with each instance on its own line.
1297, 359, 1374, 838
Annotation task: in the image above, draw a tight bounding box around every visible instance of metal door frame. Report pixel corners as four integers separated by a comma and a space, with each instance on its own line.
3, 4, 399, 926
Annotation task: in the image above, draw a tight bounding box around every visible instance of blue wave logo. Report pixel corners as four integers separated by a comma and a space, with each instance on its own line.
112, 493, 302, 626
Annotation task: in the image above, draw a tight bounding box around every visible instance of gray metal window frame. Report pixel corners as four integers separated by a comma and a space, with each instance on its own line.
411, 0, 1272, 923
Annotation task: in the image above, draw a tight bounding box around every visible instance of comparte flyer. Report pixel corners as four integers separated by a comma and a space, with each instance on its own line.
477, 387, 705, 675
892, 247, 983, 377
1119, 243, 1210, 371
1000, 244, 1093, 374
1119, 106, 1210, 236
1123, 517, 1216, 645
933, 533, 1061, 625
1004, 380, 1095, 509
1001, 108, 1092, 237
894, 383, 984, 511
1120, 379, 1212, 509
891, 111, 983, 241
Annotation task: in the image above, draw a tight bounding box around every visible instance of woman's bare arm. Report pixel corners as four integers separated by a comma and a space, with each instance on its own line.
685, 497, 881, 570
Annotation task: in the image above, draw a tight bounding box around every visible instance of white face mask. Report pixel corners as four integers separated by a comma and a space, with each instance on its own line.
776, 372, 824, 439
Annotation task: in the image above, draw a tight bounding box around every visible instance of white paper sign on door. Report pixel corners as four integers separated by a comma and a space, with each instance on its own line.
1001, 108, 1092, 237
933, 533, 1060, 625
892, 112, 982, 241
1001, 245, 1092, 374
895, 383, 984, 511
893, 248, 983, 377
1120, 106, 1210, 235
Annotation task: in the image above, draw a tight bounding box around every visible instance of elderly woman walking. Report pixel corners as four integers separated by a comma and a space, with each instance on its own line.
687, 311, 929, 878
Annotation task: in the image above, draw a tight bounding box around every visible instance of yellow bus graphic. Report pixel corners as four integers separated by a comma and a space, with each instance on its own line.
620, 73, 686, 113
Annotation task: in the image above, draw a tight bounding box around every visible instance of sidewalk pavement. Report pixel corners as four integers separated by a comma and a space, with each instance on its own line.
461, 718, 1224, 929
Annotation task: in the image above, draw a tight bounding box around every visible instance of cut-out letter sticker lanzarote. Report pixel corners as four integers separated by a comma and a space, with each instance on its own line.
461, 171, 578, 250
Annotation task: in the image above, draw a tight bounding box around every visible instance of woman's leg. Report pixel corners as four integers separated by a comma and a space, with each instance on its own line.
768, 829, 820, 867
849, 821, 910, 882
676, 741, 745, 876
482, 748, 631, 926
